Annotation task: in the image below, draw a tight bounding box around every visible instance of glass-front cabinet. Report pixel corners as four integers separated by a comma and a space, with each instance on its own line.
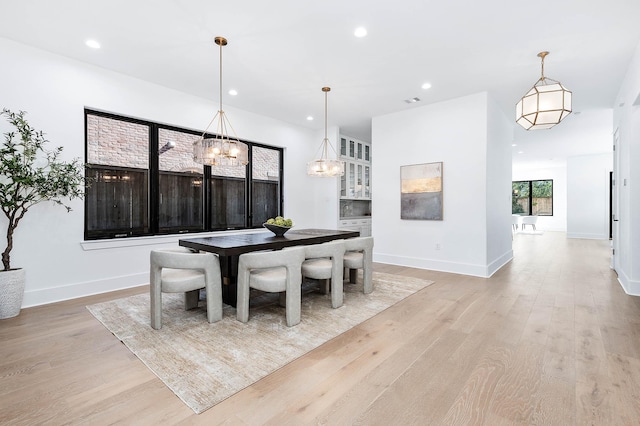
338, 134, 371, 236
339, 135, 371, 201
340, 137, 371, 164
340, 161, 370, 199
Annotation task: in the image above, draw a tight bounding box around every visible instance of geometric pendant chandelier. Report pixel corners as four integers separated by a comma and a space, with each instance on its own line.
193, 36, 249, 166
307, 87, 345, 177
516, 51, 572, 130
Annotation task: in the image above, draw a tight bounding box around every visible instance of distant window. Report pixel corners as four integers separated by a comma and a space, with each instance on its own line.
84, 109, 283, 239
512, 180, 553, 216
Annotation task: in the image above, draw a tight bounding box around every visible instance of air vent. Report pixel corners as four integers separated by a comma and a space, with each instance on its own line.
404, 97, 421, 104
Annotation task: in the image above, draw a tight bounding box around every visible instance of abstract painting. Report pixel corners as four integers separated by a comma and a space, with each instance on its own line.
400, 162, 443, 220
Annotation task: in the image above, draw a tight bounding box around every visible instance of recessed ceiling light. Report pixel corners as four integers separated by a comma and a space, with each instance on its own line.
518, 151, 524, 154
228, 89, 238, 96
512, 144, 517, 147
354, 27, 367, 38
85, 39, 101, 49
306, 116, 314, 121
421, 82, 432, 90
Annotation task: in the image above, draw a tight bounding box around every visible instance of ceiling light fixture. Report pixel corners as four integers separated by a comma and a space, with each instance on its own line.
85, 39, 101, 49
516, 51, 572, 130
193, 36, 248, 166
307, 87, 344, 177
421, 82, 432, 90
354, 27, 367, 37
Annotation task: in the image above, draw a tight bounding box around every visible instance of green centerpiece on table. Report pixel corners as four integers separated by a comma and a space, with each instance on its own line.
263, 216, 293, 237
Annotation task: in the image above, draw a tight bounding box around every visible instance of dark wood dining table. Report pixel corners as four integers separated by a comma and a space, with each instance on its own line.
179, 228, 359, 306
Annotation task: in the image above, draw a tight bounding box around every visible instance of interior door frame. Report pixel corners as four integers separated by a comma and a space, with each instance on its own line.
611, 128, 620, 273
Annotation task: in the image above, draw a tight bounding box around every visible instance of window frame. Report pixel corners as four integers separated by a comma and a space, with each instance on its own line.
84, 109, 284, 240
512, 179, 553, 216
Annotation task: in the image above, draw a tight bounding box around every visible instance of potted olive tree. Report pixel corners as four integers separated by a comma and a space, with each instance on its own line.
0, 109, 86, 319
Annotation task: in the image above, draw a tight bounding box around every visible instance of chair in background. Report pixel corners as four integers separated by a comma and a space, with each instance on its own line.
521, 215, 538, 231
512, 214, 522, 232
236, 246, 306, 327
511, 214, 522, 239
150, 248, 222, 330
301, 240, 346, 308
343, 236, 374, 294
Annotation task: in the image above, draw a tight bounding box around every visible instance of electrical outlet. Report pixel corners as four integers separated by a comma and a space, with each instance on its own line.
435, 242, 441, 250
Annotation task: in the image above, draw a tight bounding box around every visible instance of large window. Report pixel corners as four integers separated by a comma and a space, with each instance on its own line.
84, 110, 283, 239
512, 180, 553, 216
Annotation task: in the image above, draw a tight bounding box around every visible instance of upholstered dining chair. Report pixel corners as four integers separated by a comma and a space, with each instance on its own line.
343, 236, 374, 294
301, 240, 346, 308
236, 246, 306, 327
150, 247, 222, 330
521, 215, 538, 231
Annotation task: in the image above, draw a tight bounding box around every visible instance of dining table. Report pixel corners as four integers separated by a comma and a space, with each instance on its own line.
179, 228, 360, 306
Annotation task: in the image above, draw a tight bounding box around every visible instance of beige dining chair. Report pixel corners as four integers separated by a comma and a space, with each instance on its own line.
236, 246, 306, 327
150, 247, 223, 330
301, 240, 346, 308
343, 236, 374, 294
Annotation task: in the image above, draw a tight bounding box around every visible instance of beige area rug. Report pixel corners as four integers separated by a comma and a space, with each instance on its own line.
87, 272, 434, 414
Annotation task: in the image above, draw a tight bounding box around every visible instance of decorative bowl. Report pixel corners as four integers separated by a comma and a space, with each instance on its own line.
263, 223, 292, 237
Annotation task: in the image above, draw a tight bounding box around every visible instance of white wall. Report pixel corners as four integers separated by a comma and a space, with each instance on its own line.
613, 38, 640, 295
566, 154, 613, 239
0, 37, 336, 307
486, 94, 514, 273
512, 166, 567, 232
371, 92, 512, 277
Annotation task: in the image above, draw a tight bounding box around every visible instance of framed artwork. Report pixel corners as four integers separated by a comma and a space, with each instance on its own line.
400, 162, 443, 220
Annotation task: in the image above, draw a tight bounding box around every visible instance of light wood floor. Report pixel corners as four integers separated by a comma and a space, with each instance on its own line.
2, 232, 639, 425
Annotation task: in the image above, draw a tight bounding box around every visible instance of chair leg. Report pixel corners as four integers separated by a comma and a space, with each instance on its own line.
150, 269, 162, 330
236, 280, 250, 323
150, 289, 162, 330
284, 288, 301, 327
319, 278, 330, 295
363, 267, 373, 294
349, 268, 358, 284
331, 278, 343, 308
185, 290, 199, 310
206, 285, 223, 324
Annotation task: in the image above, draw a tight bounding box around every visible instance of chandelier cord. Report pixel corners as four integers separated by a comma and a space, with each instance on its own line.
323, 89, 329, 159
219, 37, 223, 116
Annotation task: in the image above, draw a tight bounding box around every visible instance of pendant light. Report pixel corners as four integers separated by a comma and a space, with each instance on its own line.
193, 36, 248, 166
516, 51, 572, 130
307, 87, 344, 177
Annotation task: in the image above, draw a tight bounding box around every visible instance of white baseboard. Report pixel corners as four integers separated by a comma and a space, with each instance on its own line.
617, 268, 640, 296
373, 253, 500, 278
22, 272, 148, 308
486, 250, 514, 277
567, 232, 609, 240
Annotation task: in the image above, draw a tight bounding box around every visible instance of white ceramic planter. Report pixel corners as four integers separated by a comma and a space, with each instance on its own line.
0, 268, 25, 319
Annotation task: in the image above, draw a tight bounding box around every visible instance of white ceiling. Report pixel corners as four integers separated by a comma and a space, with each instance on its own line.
2, 0, 639, 168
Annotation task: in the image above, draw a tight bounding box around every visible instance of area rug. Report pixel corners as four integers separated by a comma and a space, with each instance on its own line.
87, 271, 434, 414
